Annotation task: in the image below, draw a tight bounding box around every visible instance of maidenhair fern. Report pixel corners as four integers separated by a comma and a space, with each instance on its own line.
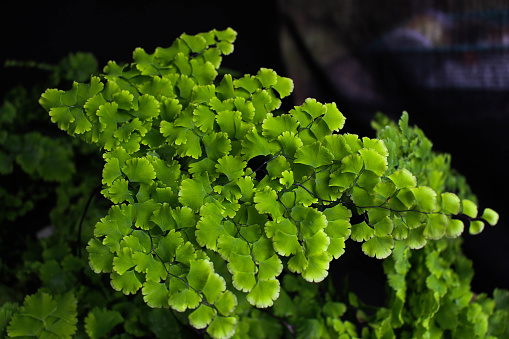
37, 27, 503, 338
7, 291, 77, 338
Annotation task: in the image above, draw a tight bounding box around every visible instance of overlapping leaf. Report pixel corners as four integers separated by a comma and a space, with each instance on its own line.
38, 27, 500, 339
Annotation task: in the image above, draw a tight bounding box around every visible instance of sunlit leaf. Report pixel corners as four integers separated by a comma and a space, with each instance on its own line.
362, 235, 394, 259
246, 279, 280, 308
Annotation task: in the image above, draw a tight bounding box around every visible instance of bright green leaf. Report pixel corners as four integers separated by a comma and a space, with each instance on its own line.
189, 304, 217, 330
214, 290, 237, 316
272, 76, 294, 98
142, 281, 170, 308
389, 169, 417, 189
445, 219, 464, 238
193, 105, 216, 132
122, 157, 156, 185
362, 235, 394, 259
322, 102, 345, 131
262, 114, 299, 141
462, 199, 478, 218
405, 226, 427, 249
295, 142, 334, 168
179, 173, 213, 212
481, 208, 499, 226
440, 192, 461, 215
207, 316, 237, 339
423, 214, 448, 240
246, 279, 280, 308
241, 127, 280, 160
258, 255, 283, 280
201, 273, 227, 305
113, 247, 135, 275
469, 220, 485, 235
351, 221, 374, 242
168, 288, 201, 312
256, 68, 278, 88
110, 270, 142, 295
341, 154, 364, 175
359, 148, 387, 176
302, 251, 332, 283
411, 186, 437, 213
216, 155, 246, 181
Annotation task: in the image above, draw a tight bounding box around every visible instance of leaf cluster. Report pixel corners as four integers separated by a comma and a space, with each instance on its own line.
15, 27, 504, 339
1, 53, 188, 339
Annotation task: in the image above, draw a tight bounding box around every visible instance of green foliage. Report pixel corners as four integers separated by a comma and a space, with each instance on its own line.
84, 307, 124, 338
7, 291, 77, 338
0, 52, 190, 339
1, 27, 505, 339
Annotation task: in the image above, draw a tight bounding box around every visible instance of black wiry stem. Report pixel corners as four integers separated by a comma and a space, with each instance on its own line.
77, 184, 102, 258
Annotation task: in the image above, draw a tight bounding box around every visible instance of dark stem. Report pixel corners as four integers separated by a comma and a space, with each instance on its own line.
77, 184, 102, 258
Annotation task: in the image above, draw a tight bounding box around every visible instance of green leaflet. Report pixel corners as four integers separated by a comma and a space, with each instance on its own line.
207, 316, 237, 339
93, 204, 133, 253
423, 214, 448, 240
440, 192, 461, 215
279, 170, 294, 188
122, 157, 156, 185
214, 290, 237, 316
110, 270, 143, 295
411, 186, 437, 213
168, 287, 201, 312
359, 148, 388, 176
179, 173, 213, 212
203, 131, 232, 162
254, 187, 284, 220
242, 127, 280, 160
87, 238, 114, 273
362, 235, 394, 259
277, 131, 303, 159
216, 155, 246, 181
84, 307, 123, 339
294, 142, 334, 168
216, 110, 242, 139
113, 247, 136, 275
189, 304, 217, 330
133, 252, 167, 282
323, 204, 351, 259
246, 279, 281, 308
291, 205, 328, 239
469, 220, 485, 235
258, 255, 283, 280
351, 221, 375, 242
229, 253, 257, 292
301, 251, 333, 283
7, 291, 77, 338
266, 218, 302, 256
482, 208, 499, 226
196, 202, 227, 251
462, 199, 478, 218
341, 153, 364, 175
389, 168, 417, 189
262, 114, 299, 141
36, 28, 500, 339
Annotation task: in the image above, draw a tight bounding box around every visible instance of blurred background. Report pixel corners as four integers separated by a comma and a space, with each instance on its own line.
1, 0, 508, 305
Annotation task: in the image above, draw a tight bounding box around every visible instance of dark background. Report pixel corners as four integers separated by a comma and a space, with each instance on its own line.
1, 0, 508, 305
